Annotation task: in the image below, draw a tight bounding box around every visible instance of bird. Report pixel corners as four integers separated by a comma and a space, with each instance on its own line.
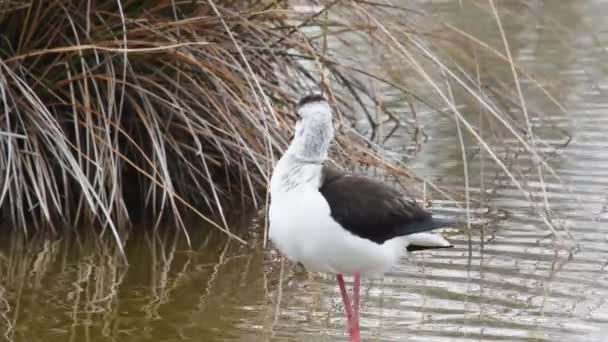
268, 94, 455, 342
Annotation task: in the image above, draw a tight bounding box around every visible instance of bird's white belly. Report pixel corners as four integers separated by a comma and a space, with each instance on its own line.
269, 188, 406, 277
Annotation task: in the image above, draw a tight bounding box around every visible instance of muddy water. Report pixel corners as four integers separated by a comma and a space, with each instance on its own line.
2, 1, 608, 341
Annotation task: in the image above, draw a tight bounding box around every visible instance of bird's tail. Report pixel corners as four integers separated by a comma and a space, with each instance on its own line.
403, 216, 460, 235
405, 217, 458, 252
405, 232, 452, 252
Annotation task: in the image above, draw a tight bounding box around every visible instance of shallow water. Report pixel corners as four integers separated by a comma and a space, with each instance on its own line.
3, 1, 608, 341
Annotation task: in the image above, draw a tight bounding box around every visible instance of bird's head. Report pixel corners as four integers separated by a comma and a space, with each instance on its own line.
294, 94, 333, 138
288, 94, 334, 162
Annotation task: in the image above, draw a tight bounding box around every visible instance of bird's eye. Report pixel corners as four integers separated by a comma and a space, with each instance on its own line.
295, 112, 301, 121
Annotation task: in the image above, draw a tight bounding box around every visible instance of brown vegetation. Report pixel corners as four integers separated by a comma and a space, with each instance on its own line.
0, 1, 571, 251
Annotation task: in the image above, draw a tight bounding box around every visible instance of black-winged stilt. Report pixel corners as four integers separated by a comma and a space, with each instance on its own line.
269, 94, 455, 341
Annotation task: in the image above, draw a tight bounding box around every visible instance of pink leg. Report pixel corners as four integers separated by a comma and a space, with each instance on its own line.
336, 274, 356, 341
352, 272, 361, 341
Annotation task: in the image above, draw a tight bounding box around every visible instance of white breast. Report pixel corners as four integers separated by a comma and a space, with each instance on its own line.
269, 176, 406, 277
269, 186, 331, 266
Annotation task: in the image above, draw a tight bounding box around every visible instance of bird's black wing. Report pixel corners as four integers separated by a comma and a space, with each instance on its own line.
319, 166, 448, 244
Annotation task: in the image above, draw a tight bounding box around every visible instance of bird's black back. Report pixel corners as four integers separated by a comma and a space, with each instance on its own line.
319, 166, 449, 244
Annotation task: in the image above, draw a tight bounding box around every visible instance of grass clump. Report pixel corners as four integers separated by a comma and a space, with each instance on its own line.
0, 1, 301, 247
0, 1, 573, 250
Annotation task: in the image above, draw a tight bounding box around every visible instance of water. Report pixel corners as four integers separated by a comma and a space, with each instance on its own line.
3, 1, 608, 341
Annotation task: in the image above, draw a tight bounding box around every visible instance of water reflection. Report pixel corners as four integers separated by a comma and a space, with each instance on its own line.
0, 218, 276, 342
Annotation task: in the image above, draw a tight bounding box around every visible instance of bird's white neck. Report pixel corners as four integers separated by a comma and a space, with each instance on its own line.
270, 128, 331, 195
288, 118, 333, 162
270, 154, 323, 195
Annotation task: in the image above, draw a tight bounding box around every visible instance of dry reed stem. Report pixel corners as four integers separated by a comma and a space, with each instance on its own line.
0, 0, 574, 252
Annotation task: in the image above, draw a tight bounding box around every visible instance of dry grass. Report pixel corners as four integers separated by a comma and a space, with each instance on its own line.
0, 0, 574, 253
0, 1, 314, 250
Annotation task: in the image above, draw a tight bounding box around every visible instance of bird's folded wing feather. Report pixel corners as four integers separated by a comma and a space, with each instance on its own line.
319, 165, 442, 244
